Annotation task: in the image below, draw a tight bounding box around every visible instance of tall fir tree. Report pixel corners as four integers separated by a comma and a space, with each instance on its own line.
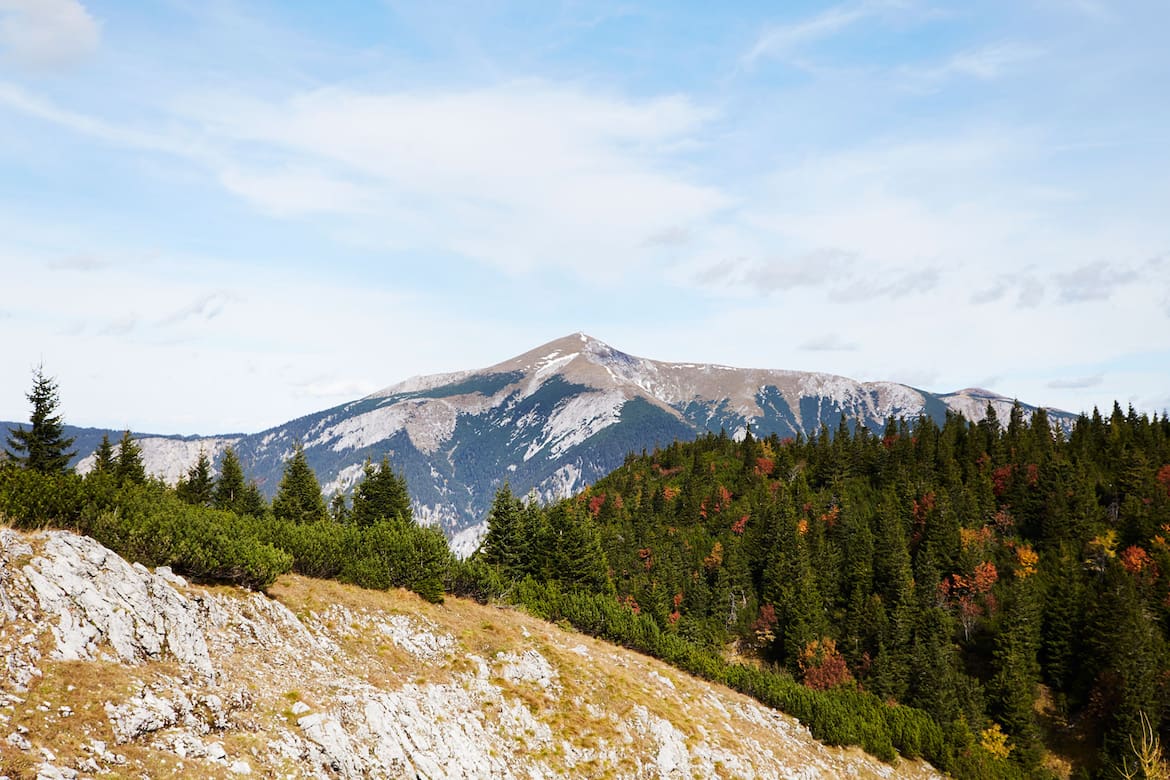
272, 445, 327, 524
213, 447, 246, 510
113, 430, 146, 485
90, 434, 115, 475
5, 365, 76, 473
351, 457, 412, 527
481, 484, 526, 573
177, 449, 215, 506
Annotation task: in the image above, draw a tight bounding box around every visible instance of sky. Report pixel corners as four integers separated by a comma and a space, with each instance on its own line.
1, 0, 1168, 435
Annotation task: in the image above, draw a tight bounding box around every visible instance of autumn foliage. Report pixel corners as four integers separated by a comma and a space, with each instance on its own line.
798, 637, 854, 691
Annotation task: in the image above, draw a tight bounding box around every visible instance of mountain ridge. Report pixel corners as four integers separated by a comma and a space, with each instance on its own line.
38, 333, 1075, 553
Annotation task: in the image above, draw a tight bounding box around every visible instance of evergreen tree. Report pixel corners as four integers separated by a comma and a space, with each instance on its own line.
213, 447, 246, 511
237, 481, 268, 518
114, 430, 146, 485
91, 434, 115, 474
481, 484, 526, 573
329, 493, 350, 524
351, 457, 412, 527
5, 365, 76, 473
176, 449, 214, 506
989, 575, 1044, 768
272, 445, 327, 524
545, 502, 610, 593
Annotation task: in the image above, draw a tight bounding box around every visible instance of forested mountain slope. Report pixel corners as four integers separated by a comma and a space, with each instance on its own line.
478, 403, 1170, 777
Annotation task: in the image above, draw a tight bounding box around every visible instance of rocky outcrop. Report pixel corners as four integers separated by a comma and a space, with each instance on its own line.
0, 528, 944, 779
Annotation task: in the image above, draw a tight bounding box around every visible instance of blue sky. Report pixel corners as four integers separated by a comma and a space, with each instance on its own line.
1, 0, 1168, 434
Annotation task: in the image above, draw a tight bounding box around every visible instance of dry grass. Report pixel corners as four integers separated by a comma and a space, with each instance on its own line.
2, 541, 944, 779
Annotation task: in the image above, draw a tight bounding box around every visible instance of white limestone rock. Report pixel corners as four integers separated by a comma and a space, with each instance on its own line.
497, 648, 558, 689
18, 531, 214, 680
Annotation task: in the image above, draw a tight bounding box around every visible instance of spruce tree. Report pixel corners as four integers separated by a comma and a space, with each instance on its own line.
213, 447, 246, 511
177, 449, 215, 506
113, 430, 146, 485
5, 365, 76, 473
91, 434, 115, 474
272, 445, 327, 524
482, 484, 525, 573
238, 481, 268, 518
351, 457, 412, 527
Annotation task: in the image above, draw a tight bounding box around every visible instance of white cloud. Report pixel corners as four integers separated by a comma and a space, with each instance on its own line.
1047, 373, 1104, 389
898, 43, 1043, 90
1054, 261, 1140, 303
47, 254, 105, 272
742, 4, 871, 66
172, 82, 728, 277
0, 82, 195, 157
218, 167, 374, 218
800, 334, 859, 351
0, 0, 99, 70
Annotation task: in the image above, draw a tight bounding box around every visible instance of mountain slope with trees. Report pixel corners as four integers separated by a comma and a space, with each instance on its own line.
56, 334, 1078, 549
475, 404, 1170, 777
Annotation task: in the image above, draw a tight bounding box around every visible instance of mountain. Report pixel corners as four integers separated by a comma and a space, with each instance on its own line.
61, 333, 1074, 554
0, 526, 942, 779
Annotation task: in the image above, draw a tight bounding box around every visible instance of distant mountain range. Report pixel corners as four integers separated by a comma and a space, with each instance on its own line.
5, 333, 1076, 555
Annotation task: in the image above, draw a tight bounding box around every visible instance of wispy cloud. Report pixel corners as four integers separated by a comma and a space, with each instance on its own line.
47, 254, 105, 272
99, 315, 138, 337
741, 1, 917, 68
1054, 261, 1139, 303
742, 4, 872, 66
158, 292, 235, 327
801, 333, 859, 351
831, 266, 941, 302
1047, 373, 1104, 389
294, 378, 379, 399
741, 249, 855, 292
642, 225, 693, 248
0, 0, 99, 71
898, 43, 1043, 90
971, 273, 1046, 308
0, 82, 197, 157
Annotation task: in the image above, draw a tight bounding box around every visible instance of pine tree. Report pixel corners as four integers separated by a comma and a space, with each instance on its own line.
91, 434, 115, 474
329, 493, 350, 524
238, 481, 268, 518
177, 449, 214, 506
545, 503, 610, 593
482, 484, 525, 573
351, 457, 412, 527
272, 445, 327, 524
5, 365, 76, 473
213, 447, 246, 511
114, 430, 146, 485
989, 575, 1044, 768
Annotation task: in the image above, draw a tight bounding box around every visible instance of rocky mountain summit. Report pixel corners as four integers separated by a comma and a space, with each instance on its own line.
67, 333, 1072, 554
0, 527, 943, 779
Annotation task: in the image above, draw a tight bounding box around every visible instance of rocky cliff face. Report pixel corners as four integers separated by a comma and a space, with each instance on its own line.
0, 527, 943, 779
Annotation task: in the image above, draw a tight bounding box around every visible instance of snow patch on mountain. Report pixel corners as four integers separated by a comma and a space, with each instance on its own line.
868, 382, 928, 419
449, 522, 488, 559
523, 390, 627, 461
368, 369, 476, 398
536, 463, 585, 504
306, 404, 409, 452
321, 462, 366, 497
307, 399, 458, 456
